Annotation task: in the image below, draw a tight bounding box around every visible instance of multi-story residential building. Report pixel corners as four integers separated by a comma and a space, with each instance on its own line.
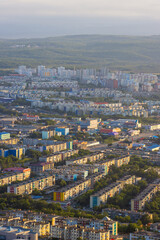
42, 130, 55, 139
0, 138, 19, 145
97, 156, 130, 168
53, 178, 92, 202
0, 216, 50, 237
39, 149, 79, 163
90, 175, 137, 208
0, 211, 119, 239
130, 231, 160, 240
114, 156, 130, 167
102, 208, 153, 223
24, 222, 50, 236
43, 142, 68, 152
52, 168, 88, 181
0, 168, 31, 186
66, 152, 105, 165
23, 139, 73, 152
30, 162, 54, 173
0, 226, 38, 240
7, 174, 55, 195
0, 147, 25, 159
131, 179, 160, 211
55, 127, 69, 136
50, 217, 118, 240
80, 119, 99, 130
51, 225, 110, 240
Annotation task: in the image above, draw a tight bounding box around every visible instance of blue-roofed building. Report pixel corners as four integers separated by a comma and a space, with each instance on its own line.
146, 144, 160, 152
0, 226, 38, 240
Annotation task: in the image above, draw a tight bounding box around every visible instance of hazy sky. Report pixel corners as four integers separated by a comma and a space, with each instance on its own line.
1, 0, 160, 38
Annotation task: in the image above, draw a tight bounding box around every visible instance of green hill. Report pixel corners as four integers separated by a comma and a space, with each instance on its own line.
1, 35, 160, 72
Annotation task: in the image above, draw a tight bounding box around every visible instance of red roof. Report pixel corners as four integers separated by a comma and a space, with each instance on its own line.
3, 167, 29, 173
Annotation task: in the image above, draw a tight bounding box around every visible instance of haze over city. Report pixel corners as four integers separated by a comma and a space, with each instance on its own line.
1, 0, 160, 38
0, 1, 160, 240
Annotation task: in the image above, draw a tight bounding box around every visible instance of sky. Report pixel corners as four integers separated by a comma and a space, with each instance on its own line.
1, 0, 160, 38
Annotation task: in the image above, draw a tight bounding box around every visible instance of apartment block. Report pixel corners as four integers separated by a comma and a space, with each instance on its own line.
80, 119, 99, 130
130, 231, 160, 240
0, 147, 25, 159
42, 130, 55, 139
39, 149, 79, 163
0, 138, 19, 145
0, 211, 118, 239
90, 175, 137, 208
51, 224, 110, 240
98, 156, 130, 168
52, 168, 88, 181
55, 127, 69, 136
0, 216, 50, 237
7, 174, 55, 195
66, 152, 104, 165
24, 222, 50, 236
91, 172, 106, 187
131, 179, 160, 211
0, 226, 38, 240
30, 162, 54, 173
43, 142, 67, 152
98, 158, 115, 167
115, 156, 130, 167
53, 178, 91, 202
0, 168, 31, 187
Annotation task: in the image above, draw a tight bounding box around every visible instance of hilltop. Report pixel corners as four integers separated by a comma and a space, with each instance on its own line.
1, 35, 160, 72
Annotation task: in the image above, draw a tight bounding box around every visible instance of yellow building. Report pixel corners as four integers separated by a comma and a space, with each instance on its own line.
31, 222, 50, 236
53, 178, 91, 202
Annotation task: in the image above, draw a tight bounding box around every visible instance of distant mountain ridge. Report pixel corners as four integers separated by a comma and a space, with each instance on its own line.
0, 35, 160, 72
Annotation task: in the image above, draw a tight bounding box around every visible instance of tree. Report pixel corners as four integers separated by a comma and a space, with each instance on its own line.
29, 131, 41, 139
126, 223, 138, 233
59, 179, 67, 187
140, 214, 152, 225
32, 189, 42, 196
